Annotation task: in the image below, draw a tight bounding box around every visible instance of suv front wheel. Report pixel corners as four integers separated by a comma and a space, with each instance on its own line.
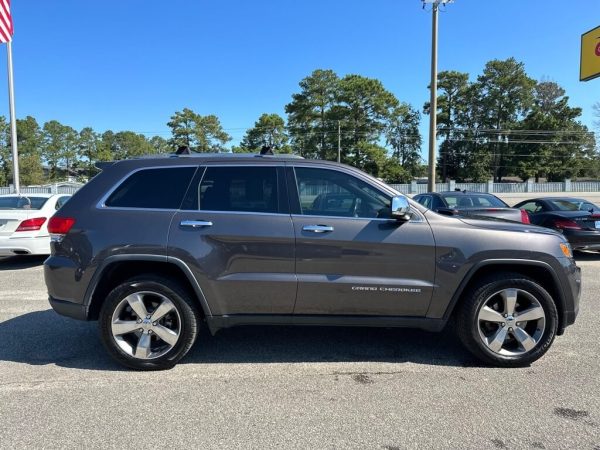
99, 275, 201, 370
457, 273, 558, 367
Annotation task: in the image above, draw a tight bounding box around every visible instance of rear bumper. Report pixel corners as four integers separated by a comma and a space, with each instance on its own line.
44, 255, 89, 320
563, 229, 600, 250
0, 235, 50, 256
48, 296, 88, 320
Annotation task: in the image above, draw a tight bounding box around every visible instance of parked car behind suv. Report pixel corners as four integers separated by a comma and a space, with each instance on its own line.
44, 155, 581, 370
0, 193, 71, 256
413, 191, 530, 224
514, 197, 600, 250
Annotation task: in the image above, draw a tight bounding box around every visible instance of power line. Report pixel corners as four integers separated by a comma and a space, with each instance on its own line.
130, 125, 599, 137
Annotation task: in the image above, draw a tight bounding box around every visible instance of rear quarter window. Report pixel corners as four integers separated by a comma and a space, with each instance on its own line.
548, 200, 581, 211
105, 167, 197, 209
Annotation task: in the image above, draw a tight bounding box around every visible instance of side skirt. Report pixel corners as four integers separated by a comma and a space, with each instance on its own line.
206, 314, 447, 335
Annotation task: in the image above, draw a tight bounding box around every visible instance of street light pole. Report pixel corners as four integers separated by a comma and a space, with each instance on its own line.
337, 120, 341, 163
423, 0, 452, 192
6, 41, 19, 194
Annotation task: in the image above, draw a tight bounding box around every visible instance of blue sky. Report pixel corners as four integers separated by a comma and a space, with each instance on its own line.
0, 0, 597, 152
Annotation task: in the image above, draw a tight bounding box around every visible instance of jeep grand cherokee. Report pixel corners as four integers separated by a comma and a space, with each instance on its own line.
44, 154, 581, 370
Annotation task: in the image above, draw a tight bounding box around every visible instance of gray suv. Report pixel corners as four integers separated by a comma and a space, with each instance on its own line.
44, 154, 581, 370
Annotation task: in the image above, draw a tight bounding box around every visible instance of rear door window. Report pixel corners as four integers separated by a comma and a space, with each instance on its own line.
105, 167, 197, 209
198, 166, 279, 213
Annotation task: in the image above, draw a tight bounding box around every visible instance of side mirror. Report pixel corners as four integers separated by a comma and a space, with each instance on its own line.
391, 196, 412, 221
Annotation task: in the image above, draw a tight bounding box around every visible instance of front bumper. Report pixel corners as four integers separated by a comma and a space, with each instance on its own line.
557, 256, 581, 333
0, 235, 51, 256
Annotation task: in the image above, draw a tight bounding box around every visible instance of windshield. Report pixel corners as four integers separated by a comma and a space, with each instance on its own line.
0, 196, 49, 210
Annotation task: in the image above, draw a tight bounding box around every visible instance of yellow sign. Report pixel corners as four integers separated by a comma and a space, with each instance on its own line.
580, 25, 600, 81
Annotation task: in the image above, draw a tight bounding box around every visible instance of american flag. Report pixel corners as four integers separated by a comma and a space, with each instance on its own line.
0, 0, 13, 44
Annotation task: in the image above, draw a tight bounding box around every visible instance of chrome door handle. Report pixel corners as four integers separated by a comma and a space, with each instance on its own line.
180, 220, 213, 228
302, 225, 334, 233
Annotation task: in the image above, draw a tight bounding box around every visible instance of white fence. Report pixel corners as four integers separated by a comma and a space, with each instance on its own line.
0, 186, 81, 195
388, 180, 600, 195
3, 179, 600, 197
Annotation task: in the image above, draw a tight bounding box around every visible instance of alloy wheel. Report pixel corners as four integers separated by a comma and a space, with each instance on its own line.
477, 288, 546, 356
110, 291, 181, 360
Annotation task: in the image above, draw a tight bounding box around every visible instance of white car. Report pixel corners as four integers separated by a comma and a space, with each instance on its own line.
0, 194, 71, 256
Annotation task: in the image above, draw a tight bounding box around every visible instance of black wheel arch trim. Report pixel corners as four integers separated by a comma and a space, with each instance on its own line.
439, 258, 568, 329
83, 254, 213, 319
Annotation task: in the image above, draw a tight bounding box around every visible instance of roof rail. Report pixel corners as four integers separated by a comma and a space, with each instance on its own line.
253, 153, 304, 159
94, 152, 305, 168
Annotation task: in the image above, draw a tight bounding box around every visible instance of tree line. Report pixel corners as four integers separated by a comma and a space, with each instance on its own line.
0, 57, 597, 187
428, 58, 597, 182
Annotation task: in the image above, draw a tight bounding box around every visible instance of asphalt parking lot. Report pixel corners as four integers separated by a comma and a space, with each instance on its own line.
0, 255, 599, 449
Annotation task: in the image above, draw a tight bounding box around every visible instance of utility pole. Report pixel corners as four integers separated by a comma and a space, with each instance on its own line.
423, 0, 453, 192
337, 120, 341, 163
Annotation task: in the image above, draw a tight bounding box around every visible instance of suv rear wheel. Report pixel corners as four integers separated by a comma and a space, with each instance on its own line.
457, 273, 558, 367
99, 275, 201, 370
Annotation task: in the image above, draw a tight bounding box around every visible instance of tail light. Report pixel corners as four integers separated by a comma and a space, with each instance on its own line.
15, 217, 47, 232
520, 209, 530, 224
48, 216, 76, 235
552, 218, 581, 230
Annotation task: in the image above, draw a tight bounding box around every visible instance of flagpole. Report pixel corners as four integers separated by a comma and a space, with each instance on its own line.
6, 40, 19, 194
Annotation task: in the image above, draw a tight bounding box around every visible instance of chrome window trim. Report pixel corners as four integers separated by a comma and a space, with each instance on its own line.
95, 161, 424, 222
183, 210, 290, 217
95, 206, 184, 213
97, 208, 291, 217
289, 163, 400, 198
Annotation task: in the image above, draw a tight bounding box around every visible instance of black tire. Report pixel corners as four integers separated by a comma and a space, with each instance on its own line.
456, 272, 558, 367
99, 275, 201, 370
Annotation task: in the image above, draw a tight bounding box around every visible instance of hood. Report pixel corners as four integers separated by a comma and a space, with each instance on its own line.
458, 216, 562, 237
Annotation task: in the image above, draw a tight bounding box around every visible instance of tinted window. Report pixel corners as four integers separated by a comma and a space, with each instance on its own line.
548, 199, 585, 211
0, 196, 49, 210
294, 167, 390, 218
442, 194, 507, 208
579, 202, 599, 211
518, 201, 543, 213
106, 167, 196, 209
199, 166, 278, 213
417, 195, 432, 209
